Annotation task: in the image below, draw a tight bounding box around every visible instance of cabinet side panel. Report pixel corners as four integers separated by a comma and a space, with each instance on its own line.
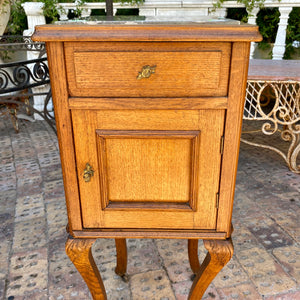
46, 42, 82, 231
217, 42, 251, 235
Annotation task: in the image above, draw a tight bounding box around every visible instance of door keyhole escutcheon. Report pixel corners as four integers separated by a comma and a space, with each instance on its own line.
83, 163, 94, 182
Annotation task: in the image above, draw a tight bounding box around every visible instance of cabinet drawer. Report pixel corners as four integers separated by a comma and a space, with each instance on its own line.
65, 42, 231, 98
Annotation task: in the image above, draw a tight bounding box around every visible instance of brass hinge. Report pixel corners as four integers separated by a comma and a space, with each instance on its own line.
220, 136, 224, 155
216, 193, 220, 209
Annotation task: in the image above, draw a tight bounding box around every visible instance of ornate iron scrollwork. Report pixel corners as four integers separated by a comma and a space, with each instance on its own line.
243, 80, 300, 173
0, 36, 54, 133
0, 58, 50, 94
0, 35, 45, 52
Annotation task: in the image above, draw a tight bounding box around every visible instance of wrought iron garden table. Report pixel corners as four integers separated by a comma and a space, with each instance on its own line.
244, 59, 300, 173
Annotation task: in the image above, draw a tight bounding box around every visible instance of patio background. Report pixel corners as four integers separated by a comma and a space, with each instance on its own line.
0, 115, 299, 299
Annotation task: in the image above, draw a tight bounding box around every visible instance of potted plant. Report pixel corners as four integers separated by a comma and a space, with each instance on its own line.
0, 0, 10, 36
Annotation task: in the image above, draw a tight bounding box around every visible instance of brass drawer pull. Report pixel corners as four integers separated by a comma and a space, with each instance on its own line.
83, 163, 94, 182
137, 65, 156, 80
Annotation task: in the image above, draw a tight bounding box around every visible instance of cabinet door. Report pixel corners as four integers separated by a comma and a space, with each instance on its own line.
71, 109, 225, 230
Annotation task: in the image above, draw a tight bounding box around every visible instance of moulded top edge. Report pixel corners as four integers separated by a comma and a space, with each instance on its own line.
32, 22, 262, 42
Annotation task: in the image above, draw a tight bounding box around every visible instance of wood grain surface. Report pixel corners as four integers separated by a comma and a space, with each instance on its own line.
65, 42, 231, 98
45, 42, 82, 232
68, 97, 228, 110
189, 238, 234, 299
217, 42, 251, 236
188, 239, 201, 274
71, 109, 224, 230
115, 238, 128, 277
32, 23, 262, 42
65, 238, 107, 299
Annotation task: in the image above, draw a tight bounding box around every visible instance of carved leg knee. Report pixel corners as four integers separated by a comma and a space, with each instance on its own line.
188, 238, 234, 300
65, 237, 107, 300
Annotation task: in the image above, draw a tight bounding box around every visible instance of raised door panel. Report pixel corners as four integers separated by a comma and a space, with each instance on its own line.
97, 130, 198, 203
71, 109, 225, 230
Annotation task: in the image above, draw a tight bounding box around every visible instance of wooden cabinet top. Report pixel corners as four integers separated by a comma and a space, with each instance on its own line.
32, 20, 261, 42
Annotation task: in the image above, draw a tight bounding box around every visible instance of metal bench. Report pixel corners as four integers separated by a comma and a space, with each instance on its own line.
243, 59, 300, 173
0, 35, 55, 133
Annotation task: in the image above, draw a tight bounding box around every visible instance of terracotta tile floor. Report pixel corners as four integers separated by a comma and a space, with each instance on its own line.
0, 115, 299, 300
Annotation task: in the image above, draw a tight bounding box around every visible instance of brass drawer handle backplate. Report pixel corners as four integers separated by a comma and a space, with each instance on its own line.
137, 65, 157, 80
83, 163, 94, 182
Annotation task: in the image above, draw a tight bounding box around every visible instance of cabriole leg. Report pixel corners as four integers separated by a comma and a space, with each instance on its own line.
115, 238, 128, 280
188, 238, 234, 300
65, 237, 107, 300
188, 239, 201, 274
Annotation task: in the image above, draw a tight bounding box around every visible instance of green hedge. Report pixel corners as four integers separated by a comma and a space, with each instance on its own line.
227, 7, 300, 59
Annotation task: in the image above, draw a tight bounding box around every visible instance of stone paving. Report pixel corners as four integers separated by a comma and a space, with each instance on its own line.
0, 114, 299, 300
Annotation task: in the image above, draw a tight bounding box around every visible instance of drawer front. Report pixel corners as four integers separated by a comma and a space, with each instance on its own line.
65, 42, 231, 97
71, 109, 225, 230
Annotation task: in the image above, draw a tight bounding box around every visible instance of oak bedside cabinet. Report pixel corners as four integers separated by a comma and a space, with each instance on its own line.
32, 19, 261, 299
